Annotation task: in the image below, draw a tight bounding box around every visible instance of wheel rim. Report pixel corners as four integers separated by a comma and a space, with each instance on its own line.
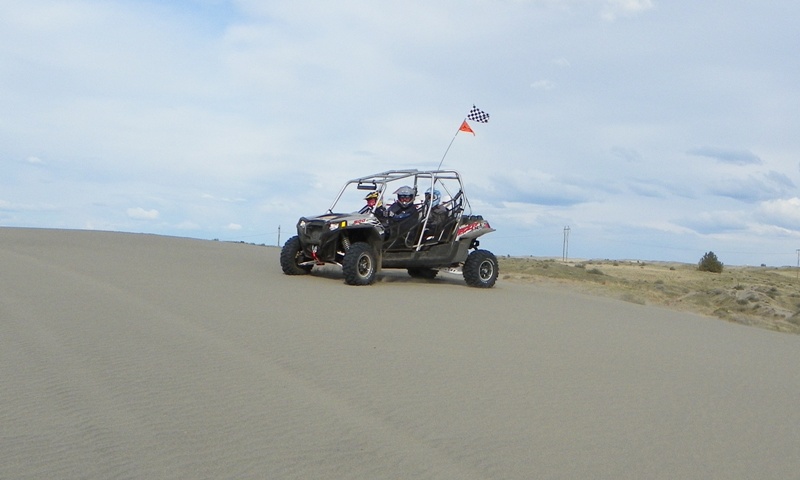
479, 260, 494, 281
357, 254, 373, 277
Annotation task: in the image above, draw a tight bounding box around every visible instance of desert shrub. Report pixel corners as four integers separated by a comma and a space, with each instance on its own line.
698, 251, 724, 273
768, 287, 778, 298
587, 268, 604, 275
620, 293, 646, 305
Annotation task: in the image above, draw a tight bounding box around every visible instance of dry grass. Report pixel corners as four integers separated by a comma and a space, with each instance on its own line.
498, 257, 800, 334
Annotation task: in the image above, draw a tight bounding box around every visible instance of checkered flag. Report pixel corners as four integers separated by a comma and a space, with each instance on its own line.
466, 105, 490, 123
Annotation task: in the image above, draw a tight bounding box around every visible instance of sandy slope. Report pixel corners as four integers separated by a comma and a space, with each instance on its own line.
2, 228, 799, 479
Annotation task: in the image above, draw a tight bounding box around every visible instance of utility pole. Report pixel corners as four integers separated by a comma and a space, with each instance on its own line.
562, 226, 570, 262
796, 249, 799, 280
277, 225, 281, 247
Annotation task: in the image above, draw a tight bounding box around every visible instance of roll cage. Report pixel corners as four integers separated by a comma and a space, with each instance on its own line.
325, 169, 472, 252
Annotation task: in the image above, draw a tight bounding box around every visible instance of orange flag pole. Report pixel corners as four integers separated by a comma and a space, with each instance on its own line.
437, 118, 473, 170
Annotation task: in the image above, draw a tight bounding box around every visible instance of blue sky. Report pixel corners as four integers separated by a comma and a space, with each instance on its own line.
2, 0, 799, 266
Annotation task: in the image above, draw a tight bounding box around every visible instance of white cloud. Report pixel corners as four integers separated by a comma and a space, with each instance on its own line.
553, 57, 571, 68
610, 146, 643, 163
687, 147, 762, 165
709, 172, 794, 203
225, 223, 243, 230
531, 79, 556, 90
175, 220, 201, 230
126, 207, 160, 220
0, 199, 57, 212
759, 198, 800, 230
601, 0, 654, 20
202, 193, 248, 203
676, 210, 750, 235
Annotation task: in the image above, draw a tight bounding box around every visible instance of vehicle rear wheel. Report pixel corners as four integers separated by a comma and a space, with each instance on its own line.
463, 249, 498, 288
407, 268, 439, 279
280, 236, 313, 275
342, 242, 377, 285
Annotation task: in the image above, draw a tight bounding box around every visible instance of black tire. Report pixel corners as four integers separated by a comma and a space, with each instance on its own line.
280, 236, 313, 275
407, 268, 439, 279
463, 249, 498, 288
342, 242, 377, 285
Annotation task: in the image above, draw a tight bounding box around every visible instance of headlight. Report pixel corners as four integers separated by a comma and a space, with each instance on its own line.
329, 220, 347, 231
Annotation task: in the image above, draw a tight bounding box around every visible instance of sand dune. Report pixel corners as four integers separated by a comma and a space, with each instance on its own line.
2, 228, 799, 479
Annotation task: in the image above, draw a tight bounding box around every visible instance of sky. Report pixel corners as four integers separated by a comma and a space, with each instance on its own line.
2, 0, 800, 266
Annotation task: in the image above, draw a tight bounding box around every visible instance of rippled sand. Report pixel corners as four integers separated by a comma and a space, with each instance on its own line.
2, 228, 799, 479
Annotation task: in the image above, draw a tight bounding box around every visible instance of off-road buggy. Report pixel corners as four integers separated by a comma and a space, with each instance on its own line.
280, 169, 498, 287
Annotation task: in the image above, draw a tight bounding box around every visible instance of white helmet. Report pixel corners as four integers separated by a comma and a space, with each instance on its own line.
395, 186, 415, 207
425, 189, 441, 207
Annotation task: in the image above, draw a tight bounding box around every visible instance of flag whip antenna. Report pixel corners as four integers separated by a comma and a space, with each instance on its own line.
437, 118, 466, 170
437, 105, 489, 170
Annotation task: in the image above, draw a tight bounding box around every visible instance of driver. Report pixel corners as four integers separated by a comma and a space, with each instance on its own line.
359, 191, 380, 214
375, 185, 418, 223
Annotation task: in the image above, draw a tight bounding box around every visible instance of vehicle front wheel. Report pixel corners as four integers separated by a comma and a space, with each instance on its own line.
463, 249, 498, 288
342, 242, 377, 285
280, 236, 313, 275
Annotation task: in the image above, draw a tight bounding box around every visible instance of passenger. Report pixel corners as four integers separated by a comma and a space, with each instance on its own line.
422, 188, 448, 242
424, 189, 447, 222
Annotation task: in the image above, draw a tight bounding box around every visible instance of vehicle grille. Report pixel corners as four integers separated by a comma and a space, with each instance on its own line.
299, 221, 325, 244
